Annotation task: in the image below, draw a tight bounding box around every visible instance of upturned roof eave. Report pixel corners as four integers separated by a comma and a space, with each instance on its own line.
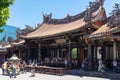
20, 23, 88, 40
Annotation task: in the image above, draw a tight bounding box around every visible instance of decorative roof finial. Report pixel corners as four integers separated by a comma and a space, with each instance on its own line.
108, 3, 120, 28
100, 0, 105, 6
43, 13, 52, 23
114, 3, 120, 10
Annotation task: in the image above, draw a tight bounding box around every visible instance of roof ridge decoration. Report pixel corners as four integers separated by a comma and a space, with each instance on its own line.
108, 3, 120, 28
43, 13, 52, 23
43, 0, 102, 24
84, 0, 105, 22
17, 25, 34, 36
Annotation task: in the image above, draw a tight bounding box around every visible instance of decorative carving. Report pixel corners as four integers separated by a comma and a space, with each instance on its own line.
7, 36, 14, 42
84, 8, 91, 22
17, 25, 33, 36
100, 0, 105, 6
84, 0, 102, 22
108, 4, 120, 28
43, 13, 52, 23
42, 0, 101, 24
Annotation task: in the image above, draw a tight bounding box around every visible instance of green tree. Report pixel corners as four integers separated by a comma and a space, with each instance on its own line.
72, 48, 77, 59
0, 0, 15, 32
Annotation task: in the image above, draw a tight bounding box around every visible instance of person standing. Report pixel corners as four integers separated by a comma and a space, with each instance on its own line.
2, 61, 8, 75
98, 59, 106, 76
64, 59, 68, 68
10, 63, 17, 78
8, 63, 12, 78
22, 60, 27, 73
30, 60, 35, 77
98, 59, 103, 71
112, 59, 117, 73
82, 58, 88, 71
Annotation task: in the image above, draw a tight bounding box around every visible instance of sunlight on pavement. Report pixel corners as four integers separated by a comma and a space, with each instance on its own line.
0, 68, 110, 80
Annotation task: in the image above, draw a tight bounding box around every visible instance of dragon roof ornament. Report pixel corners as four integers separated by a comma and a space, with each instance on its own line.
43, 13, 52, 23
108, 3, 120, 28
84, 0, 105, 22
43, 0, 102, 24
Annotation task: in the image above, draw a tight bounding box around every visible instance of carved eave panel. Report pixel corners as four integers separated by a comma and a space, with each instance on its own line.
55, 39, 67, 44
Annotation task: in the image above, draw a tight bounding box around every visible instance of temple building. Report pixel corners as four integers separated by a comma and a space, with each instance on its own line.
88, 3, 120, 69
20, 0, 107, 70
0, 25, 18, 66
4, 25, 34, 60
0, 25, 33, 63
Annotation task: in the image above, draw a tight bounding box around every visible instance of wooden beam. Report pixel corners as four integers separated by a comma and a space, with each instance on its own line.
41, 36, 65, 41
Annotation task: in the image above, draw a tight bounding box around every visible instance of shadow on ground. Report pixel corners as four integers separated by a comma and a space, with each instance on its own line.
67, 69, 120, 80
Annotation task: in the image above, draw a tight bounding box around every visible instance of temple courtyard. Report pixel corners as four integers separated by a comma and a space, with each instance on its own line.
0, 68, 120, 80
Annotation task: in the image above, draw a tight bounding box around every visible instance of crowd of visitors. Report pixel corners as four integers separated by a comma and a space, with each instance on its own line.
2, 60, 27, 78
2, 56, 120, 78
81, 58, 120, 74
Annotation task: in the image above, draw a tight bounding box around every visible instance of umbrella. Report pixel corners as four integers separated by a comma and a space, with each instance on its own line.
8, 54, 21, 61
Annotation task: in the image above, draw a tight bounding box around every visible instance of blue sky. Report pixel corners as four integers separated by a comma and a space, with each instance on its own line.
7, 0, 120, 29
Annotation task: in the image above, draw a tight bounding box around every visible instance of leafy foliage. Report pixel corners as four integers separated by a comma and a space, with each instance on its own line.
72, 48, 77, 59
0, 0, 15, 32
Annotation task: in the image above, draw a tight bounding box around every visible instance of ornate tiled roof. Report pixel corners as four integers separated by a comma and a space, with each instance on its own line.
21, 0, 106, 39
89, 3, 120, 38
11, 40, 25, 46
43, 0, 101, 24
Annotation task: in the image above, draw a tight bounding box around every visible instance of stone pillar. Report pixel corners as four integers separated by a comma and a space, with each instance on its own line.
77, 43, 80, 68
87, 44, 92, 70
19, 49, 21, 58
57, 49, 59, 58
102, 44, 106, 61
113, 41, 117, 60
95, 45, 97, 60
68, 39, 72, 69
47, 48, 49, 58
61, 47, 63, 58
38, 43, 41, 63
27, 43, 30, 64
94, 40, 98, 60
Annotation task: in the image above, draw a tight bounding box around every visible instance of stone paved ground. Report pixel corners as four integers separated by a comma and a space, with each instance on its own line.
68, 69, 120, 80
0, 68, 118, 80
